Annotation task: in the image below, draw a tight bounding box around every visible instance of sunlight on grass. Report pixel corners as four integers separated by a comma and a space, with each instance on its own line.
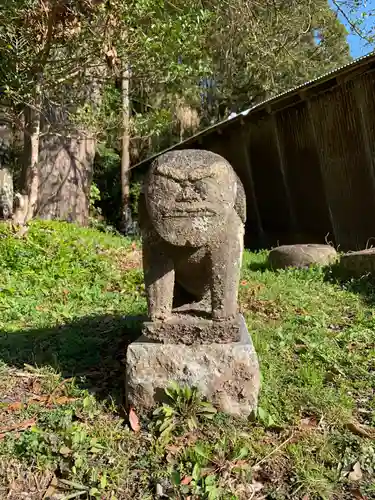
0, 222, 374, 499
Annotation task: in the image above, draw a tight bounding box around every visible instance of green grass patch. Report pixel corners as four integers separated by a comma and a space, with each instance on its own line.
0, 221, 374, 499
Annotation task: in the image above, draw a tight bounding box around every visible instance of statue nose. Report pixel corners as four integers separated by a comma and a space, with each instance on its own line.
177, 184, 200, 201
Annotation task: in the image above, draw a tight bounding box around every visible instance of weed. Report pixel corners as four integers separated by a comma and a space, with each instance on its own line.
0, 221, 374, 499
153, 382, 217, 441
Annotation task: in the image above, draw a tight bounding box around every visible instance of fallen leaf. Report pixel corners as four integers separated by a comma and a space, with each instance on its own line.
59, 445, 72, 456
47, 378, 74, 404
348, 462, 363, 482
351, 488, 365, 499
300, 416, 318, 430
165, 444, 181, 455
31, 378, 42, 394
129, 407, 141, 432
42, 474, 59, 500
181, 476, 192, 485
346, 420, 375, 439
50, 396, 77, 406
29, 396, 49, 403
251, 480, 264, 493
156, 483, 164, 497
0, 418, 36, 438
6, 401, 23, 411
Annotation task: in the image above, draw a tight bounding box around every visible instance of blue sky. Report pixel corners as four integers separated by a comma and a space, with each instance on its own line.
330, 0, 375, 58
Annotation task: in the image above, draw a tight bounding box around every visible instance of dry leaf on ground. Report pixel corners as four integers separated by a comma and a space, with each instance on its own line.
129, 407, 141, 432
0, 418, 36, 439
348, 462, 363, 482
181, 476, 192, 485
346, 420, 375, 439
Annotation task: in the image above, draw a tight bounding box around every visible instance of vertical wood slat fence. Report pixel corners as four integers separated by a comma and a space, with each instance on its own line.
136, 54, 375, 251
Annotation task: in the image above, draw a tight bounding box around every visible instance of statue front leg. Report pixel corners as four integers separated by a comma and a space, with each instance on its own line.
209, 214, 244, 322
142, 237, 175, 321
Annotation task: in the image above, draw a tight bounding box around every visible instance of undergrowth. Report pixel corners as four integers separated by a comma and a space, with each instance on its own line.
0, 221, 374, 499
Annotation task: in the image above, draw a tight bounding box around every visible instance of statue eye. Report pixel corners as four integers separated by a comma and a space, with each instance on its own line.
195, 180, 209, 197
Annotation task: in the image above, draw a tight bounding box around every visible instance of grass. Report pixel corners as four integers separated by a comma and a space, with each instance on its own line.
0, 220, 374, 499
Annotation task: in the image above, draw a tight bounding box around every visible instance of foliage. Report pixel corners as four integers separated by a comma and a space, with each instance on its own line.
1, 0, 370, 228
153, 382, 217, 441
89, 183, 101, 219
332, 1, 375, 47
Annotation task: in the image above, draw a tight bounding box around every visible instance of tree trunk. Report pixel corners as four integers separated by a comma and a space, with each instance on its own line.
37, 134, 96, 225
36, 75, 101, 225
120, 66, 133, 234
23, 90, 41, 223
0, 119, 14, 220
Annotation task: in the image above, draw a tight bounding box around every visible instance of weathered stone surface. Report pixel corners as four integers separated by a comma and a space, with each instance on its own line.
139, 149, 246, 324
126, 316, 260, 417
339, 249, 375, 277
0, 168, 13, 220
268, 243, 338, 270
142, 313, 241, 345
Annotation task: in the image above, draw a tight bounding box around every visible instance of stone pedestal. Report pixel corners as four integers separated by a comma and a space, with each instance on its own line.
125, 315, 260, 417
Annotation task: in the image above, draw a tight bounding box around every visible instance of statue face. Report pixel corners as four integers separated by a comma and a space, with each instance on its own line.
145, 151, 237, 247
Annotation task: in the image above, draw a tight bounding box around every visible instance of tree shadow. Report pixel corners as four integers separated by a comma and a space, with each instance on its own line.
323, 263, 375, 307
247, 260, 272, 273
0, 314, 146, 406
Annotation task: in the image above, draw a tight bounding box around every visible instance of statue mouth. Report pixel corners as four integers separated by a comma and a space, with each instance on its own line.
163, 206, 217, 217
165, 210, 216, 217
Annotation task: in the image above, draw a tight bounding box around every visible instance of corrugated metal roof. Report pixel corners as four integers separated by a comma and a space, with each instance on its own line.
133, 50, 375, 169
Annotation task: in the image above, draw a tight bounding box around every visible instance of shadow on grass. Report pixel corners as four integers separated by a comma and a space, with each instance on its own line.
247, 261, 272, 273
323, 263, 375, 307
0, 314, 146, 405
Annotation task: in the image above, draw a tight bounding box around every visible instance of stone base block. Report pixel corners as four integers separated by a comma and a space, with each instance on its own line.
142, 313, 241, 345
126, 315, 260, 417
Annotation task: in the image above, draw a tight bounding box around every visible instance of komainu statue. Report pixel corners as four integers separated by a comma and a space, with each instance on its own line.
128, 149, 259, 417
139, 149, 246, 343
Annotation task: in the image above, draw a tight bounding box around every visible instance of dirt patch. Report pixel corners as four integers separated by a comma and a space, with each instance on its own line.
239, 284, 282, 320
0, 459, 52, 500
104, 246, 143, 272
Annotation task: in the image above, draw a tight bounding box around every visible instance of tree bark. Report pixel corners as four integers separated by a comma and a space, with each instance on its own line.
120, 65, 133, 234
23, 85, 41, 223
36, 73, 102, 226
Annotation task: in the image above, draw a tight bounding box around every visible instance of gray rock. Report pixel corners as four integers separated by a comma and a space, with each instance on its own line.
339, 249, 375, 277
268, 243, 338, 270
126, 315, 260, 417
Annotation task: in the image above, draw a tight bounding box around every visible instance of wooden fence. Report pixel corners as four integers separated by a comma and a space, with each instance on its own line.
136, 53, 375, 251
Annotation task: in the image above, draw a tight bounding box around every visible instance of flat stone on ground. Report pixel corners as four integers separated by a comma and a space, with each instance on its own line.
126, 315, 260, 417
339, 248, 375, 277
268, 243, 338, 270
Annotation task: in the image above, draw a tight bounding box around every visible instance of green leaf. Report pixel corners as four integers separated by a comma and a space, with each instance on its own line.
236, 447, 249, 460
100, 473, 107, 489
257, 406, 267, 423
171, 470, 181, 485
193, 443, 210, 460
192, 462, 201, 481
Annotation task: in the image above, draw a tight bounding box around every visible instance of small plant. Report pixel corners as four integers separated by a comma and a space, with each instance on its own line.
89, 183, 102, 218
153, 381, 217, 440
